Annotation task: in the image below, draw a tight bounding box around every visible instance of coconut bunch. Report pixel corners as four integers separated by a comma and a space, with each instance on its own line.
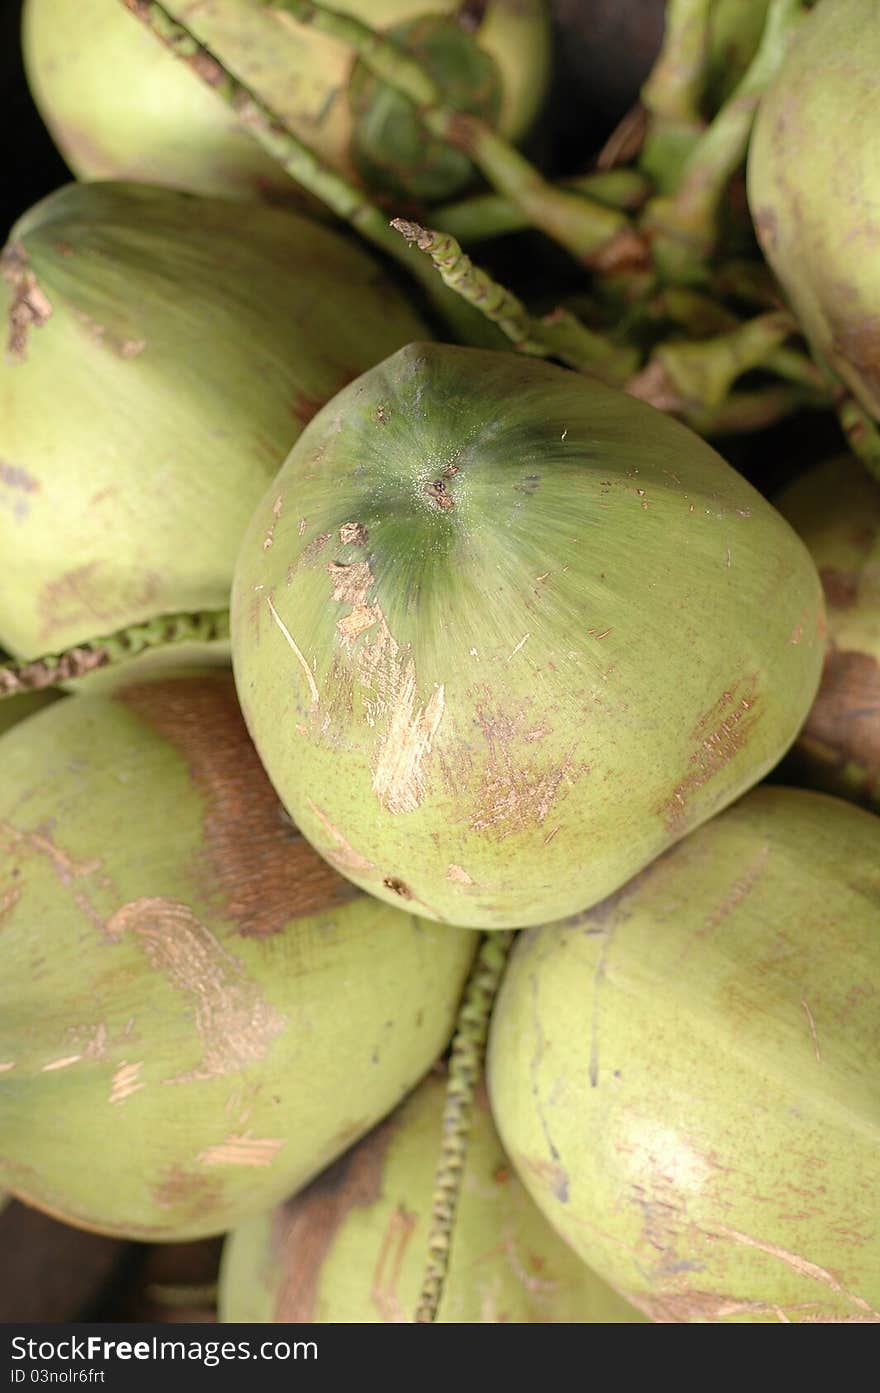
1, 0, 879, 1329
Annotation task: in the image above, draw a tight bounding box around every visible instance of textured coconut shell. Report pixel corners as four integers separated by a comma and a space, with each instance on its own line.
0, 671, 475, 1240
219, 1071, 646, 1323
23, 0, 549, 203
488, 785, 880, 1323
232, 342, 825, 930
775, 456, 880, 806
0, 180, 427, 660
748, 0, 880, 419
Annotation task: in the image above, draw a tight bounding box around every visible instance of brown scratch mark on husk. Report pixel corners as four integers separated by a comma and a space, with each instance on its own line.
151, 1165, 223, 1220
330, 563, 445, 813
372, 1205, 418, 1322
306, 799, 375, 875
446, 863, 474, 885
0, 884, 21, 920
467, 703, 586, 840
119, 676, 356, 937
272, 1116, 394, 1321
0, 820, 102, 887
109, 1060, 145, 1105
800, 999, 822, 1063
659, 675, 761, 834
706, 1224, 880, 1317
687, 844, 770, 952
197, 1134, 285, 1168
297, 531, 333, 570
105, 897, 285, 1083
2, 241, 52, 359
0, 1062, 14, 1073
636, 1289, 772, 1322
263, 495, 283, 551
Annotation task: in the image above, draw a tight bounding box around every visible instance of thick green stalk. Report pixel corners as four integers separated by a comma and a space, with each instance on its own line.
628, 310, 797, 414
431, 169, 650, 244
117, 0, 495, 346
391, 221, 638, 384
640, 0, 714, 192
644, 0, 806, 277
0, 609, 230, 697
414, 930, 515, 1324
267, 0, 647, 270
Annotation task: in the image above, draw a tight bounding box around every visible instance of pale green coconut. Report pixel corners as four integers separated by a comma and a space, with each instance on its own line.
219, 1071, 646, 1323
747, 0, 880, 418
488, 785, 880, 1323
775, 455, 880, 806
0, 180, 427, 665
231, 343, 825, 930
23, 0, 550, 204
0, 672, 475, 1240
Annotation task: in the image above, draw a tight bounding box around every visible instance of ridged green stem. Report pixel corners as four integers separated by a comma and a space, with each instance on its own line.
639, 0, 713, 192
414, 930, 515, 1324
431, 169, 650, 244
391, 221, 638, 384
644, 0, 806, 277
267, 0, 646, 270
0, 609, 231, 697
117, 0, 494, 346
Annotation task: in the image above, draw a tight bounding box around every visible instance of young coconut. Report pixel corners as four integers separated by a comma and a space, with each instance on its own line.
23, 0, 550, 205
0, 672, 476, 1241
488, 785, 880, 1323
747, 0, 880, 419
231, 343, 825, 931
0, 180, 427, 670
775, 455, 880, 806
218, 1071, 645, 1323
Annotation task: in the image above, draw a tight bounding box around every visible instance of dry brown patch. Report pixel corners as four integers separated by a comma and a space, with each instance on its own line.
272, 1117, 396, 1321
118, 676, 358, 935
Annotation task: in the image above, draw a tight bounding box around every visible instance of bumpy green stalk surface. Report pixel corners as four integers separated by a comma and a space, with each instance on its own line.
0, 611, 229, 697
391, 220, 637, 383
414, 929, 513, 1322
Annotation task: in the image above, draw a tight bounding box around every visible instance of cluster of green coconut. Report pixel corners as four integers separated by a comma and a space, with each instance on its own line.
1, 0, 878, 1324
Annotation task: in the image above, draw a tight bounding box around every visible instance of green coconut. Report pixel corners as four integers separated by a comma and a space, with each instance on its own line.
218, 1071, 646, 1323
0, 671, 475, 1241
231, 343, 825, 930
0, 180, 427, 668
0, 686, 61, 736
747, 0, 880, 419
23, 0, 550, 205
488, 785, 880, 1323
775, 456, 880, 806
